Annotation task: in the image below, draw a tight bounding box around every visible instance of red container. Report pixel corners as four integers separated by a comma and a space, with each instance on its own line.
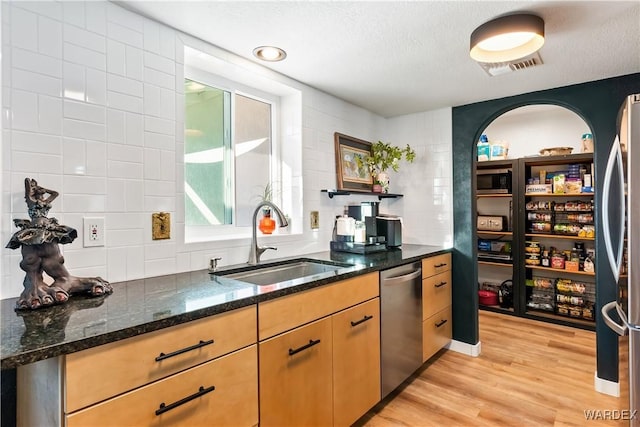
479, 290, 499, 306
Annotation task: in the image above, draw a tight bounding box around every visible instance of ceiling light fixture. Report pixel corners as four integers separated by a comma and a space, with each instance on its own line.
253, 46, 287, 62
470, 14, 544, 63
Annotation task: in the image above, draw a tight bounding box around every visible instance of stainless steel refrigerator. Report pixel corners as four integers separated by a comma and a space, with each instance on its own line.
602, 93, 639, 426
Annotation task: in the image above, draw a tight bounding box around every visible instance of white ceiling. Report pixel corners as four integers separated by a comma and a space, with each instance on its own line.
118, 1, 640, 118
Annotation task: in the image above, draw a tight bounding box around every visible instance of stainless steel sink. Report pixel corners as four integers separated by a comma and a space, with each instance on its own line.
219, 260, 350, 286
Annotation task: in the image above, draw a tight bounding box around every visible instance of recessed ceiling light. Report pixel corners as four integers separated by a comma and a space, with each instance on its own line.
470, 14, 545, 63
253, 46, 287, 62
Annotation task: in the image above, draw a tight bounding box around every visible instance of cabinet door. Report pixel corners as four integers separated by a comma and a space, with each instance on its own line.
332, 298, 381, 427
66, 345, 258, 427
422, 270, 452, 320
422, 306, 452, 362
259, 317, 333, 427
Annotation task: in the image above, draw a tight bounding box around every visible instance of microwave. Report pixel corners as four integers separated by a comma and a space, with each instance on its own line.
477, 168, 512, 194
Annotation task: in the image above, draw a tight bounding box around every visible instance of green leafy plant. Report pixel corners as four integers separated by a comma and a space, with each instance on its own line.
361, 141, 416, 174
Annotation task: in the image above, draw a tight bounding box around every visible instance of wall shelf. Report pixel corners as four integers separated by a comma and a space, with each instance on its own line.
525, 265, 595, 276
321, 190, 403, 200
525, 233, 594, 241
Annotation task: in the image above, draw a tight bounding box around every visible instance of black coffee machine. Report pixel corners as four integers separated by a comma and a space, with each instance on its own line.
347, 202, 382, 241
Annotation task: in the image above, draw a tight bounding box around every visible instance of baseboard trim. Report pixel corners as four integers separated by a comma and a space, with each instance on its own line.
446, 339, 482, 357
594, 372, 620, 397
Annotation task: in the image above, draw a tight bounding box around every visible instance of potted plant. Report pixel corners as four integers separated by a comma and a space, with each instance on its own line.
361, 141, 416, 193
253, 183, 276, 234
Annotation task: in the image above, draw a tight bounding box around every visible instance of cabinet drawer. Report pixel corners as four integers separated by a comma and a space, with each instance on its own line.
258, 272, 378, 340
66, 345, 258, 427
422, 271, 452, 320
259, 317, 333, 427
422, 306, 452, 362
65, 306, 257, 413
422, 253, 451, 278
333, 299, 381, 427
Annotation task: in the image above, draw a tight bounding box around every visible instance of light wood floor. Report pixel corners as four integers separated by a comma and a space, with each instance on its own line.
358, 311, 630, 426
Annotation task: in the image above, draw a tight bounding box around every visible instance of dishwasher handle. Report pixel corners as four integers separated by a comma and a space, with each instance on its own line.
381, 269, 422, 285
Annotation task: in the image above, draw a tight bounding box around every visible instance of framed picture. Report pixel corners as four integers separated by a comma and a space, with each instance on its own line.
334, 132, 373, 192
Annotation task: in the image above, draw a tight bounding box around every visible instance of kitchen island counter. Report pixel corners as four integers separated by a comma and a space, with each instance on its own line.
1, 244, 448, 369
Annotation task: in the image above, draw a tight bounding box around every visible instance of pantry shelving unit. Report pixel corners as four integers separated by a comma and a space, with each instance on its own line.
475, 159, 519, 315
476, 153, 596, 330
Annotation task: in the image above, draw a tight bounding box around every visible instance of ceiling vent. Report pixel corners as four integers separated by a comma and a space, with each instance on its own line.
477, 52, 543, 77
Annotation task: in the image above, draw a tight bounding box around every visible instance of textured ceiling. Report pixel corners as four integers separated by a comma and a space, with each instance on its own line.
118, 1, 640, 118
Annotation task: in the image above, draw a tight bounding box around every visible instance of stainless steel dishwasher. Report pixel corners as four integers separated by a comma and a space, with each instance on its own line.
380, 261, 423, 398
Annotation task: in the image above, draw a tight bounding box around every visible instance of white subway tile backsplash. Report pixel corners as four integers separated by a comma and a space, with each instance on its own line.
108, 228, 144, 246
38, 16, 63, 58
160, 150, 175, 181
13, 1, 62, 21
64, 247, 106, 268
64, 99, 105, 124
144, 258, 176, 278
62, 137, 86, 175
107, 3, 144, 32
107, 91, 143, 114
144, 131, 174, 150
107, 109, 125, 143
125, 112, 144, 146
64, 118, 105, 141
12, 69, 61, 97
12, 151, 61, 174
85, 2, 107, 35
159, 87, 175, 119
64, 42, 106, 71
63, 1, 85, 28
144, 195, 175, 212
125, 45, 144, 81
63, 62, 86, 101
145, 242, 176, 260
11, 6, 37, 52
86, 68, 107, 105
143, 51, 174, 75
107, 22, 143, 49
107, 74, 143, 97
38, 95, 63, 135
143, 83, 161, 117
10, 89, 38, 131
12, 47, 62, 78
126, 245, 144, 279
106, 39, 126, 76
159, 26, 175, 61
64, 24, 106, 54
108, 143, 143, 163
106, 178, 126, 211
107, 159, 143, 179
63, 193, 106, 212
145, 180, 174, 197
124, 179, 144, 211
12, 131, 61, 155
107, 212, 145, 229
63, 175, 106, 194
144, 116, 174, 136
144, 68, 174, 90
107, 247, 127, 283
86, 140, 107, 176
143, 20, 160, 54
143, 148, 161, 180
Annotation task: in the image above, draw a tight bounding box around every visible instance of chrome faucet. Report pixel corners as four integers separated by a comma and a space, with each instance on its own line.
248, 201, 289, 265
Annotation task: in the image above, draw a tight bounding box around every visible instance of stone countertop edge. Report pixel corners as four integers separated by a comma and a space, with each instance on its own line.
1, 244, 449, 369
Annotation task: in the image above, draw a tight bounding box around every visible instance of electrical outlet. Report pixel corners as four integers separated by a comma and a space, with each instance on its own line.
310, 211, 319, 229
83, 217, 105, 247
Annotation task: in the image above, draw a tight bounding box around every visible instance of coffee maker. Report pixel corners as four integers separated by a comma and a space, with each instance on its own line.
347, 202, 382, 241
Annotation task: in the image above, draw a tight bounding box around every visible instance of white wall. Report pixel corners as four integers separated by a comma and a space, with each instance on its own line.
1, 1, 453, 299
482, 105, 591, 159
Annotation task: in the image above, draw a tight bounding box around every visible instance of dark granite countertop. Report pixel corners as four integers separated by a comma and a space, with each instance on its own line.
1, 244, 448, 369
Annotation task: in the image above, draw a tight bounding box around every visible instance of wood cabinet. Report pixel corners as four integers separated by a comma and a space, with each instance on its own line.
332, 298, 381, 427
258, 273, 380, 427
422, 253, 452, 361
17, 306, 258, 427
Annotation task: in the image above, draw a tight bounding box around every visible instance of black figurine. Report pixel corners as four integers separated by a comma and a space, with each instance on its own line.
6, 178, 112, 310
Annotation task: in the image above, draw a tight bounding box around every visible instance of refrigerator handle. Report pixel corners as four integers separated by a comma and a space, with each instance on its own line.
602, 136, 625, 282
601, 301, 628, 336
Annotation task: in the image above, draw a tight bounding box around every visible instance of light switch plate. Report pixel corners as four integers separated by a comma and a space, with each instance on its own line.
83, 217, 105, 247
310, 211, 319, 229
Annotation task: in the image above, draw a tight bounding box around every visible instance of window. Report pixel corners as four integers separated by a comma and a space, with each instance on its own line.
183, 45, 301, 243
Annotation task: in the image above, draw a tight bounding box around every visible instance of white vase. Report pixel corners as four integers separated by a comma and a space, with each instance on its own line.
376, 171, 390, 193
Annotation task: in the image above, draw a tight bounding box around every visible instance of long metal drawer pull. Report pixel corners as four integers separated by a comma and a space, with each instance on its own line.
350, 315, 374, 327
434, 263, 447, 268
155, 339, 214, 362
434, 281, 447, 288
155, 385, 215, 416
289, 339, 321, 356
435, 319, 448, 328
